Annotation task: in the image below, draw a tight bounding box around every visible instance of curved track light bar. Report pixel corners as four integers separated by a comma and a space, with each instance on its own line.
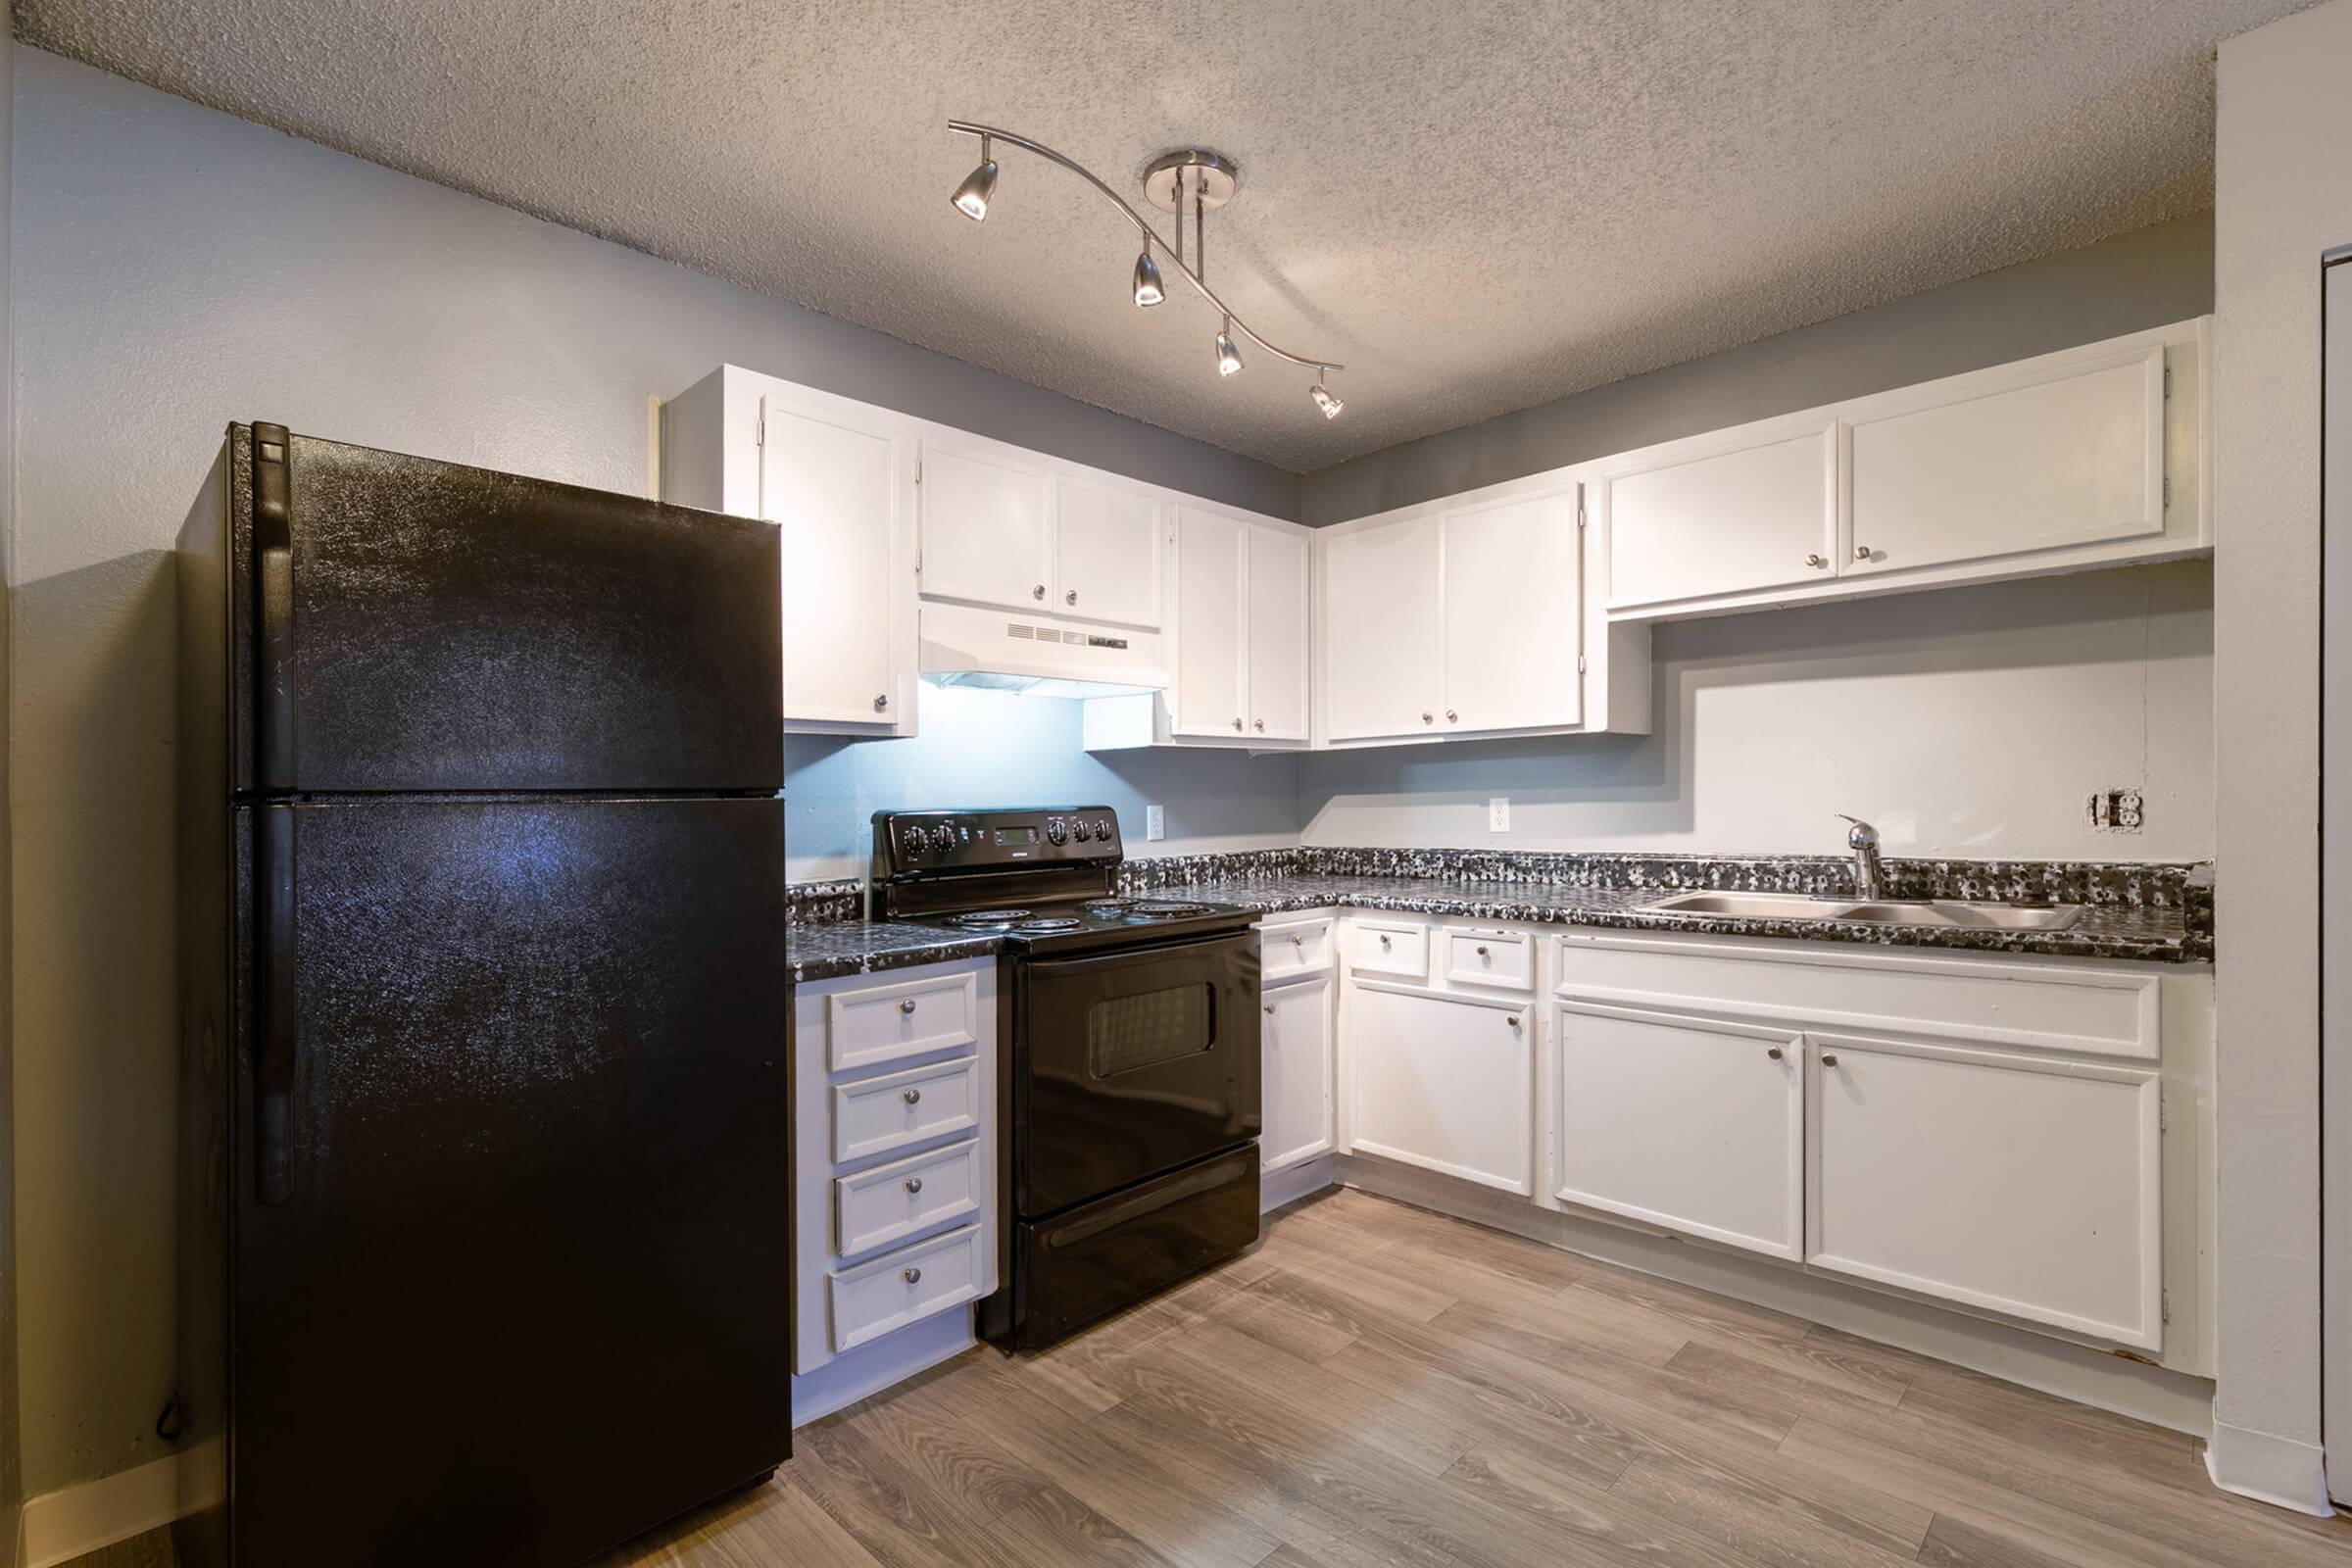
947, 120, 1345, 376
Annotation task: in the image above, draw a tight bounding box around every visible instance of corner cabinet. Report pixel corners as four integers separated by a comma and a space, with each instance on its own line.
1316, 476, 1652, 745
1601, 318, 2211, 620
662, 366, 917, 737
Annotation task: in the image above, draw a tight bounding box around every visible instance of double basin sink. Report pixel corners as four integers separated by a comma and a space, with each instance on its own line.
1638, 890, 2085, 932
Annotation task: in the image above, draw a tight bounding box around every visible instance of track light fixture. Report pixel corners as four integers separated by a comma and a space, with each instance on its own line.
946, 121, 1345, 418
951, 134, 998, 220
1132, 248, 1165, 307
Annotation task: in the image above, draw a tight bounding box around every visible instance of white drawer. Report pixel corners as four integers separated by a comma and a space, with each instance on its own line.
834, 1138, 983, 1259
1444, 927, 1534, 992
827, 1223, 988, 1353
832, 1055, 982, 1163
825, 969, 980, 1074
1350, 919, 1429, 980
1261, 917, 1335, 980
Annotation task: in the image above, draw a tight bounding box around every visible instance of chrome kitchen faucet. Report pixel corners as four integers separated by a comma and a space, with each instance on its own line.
1838, 814, 1885, 901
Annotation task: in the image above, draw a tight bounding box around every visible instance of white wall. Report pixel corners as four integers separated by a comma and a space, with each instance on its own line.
1, 2, 21, 1558
2, 48, 1298, 1502
1302, 562, 2213, 860
2208, 0, 2352, 1515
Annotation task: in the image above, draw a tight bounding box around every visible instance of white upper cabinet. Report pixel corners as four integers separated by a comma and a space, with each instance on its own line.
1172, 507, 1246, 738
1442, 488, 1583, 733
1246, 523, 1311, 742
1321, 514, 1446, 742
1842, 340, 2165, 576
917, 438, 1054, 612
661, 366, 917, 737
1054, 476, 1161, 627
1604, 422, 1838, 612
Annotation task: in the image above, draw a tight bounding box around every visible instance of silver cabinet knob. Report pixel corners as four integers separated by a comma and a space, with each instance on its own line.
1476, 945, 1490, 957
903, 1267, 922, 1285
905, 1176, 923, 1194
1422, 711, 1435, 724
1290, 934, 1303, 947
903, 1088, 922, 1104
1233, 717, 1245, 731
1446, 709, 1459, 723
1066, 588, 1078, 605
1378, 934, 1392, 947
899, 998, 917, 1013
1854, 545, 1871, 562
1505, 1015, 1521, 1027
1253, 719, 1265, 732
1264, 1004, 1276, 1014
1805, 553, 1827, 568
1767, 1046, 1785, 1060
1820, 1054, 1839, 1068
874, 693, 890, 711
1033, 583, 1046, 600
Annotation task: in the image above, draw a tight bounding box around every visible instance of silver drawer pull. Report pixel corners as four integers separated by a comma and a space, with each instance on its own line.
903, 1088, 921, 1104
1378, 934, 1392, 947
899, 998, 917, 1014
903, 1267, 922, 1285
1475, 945, 1489, 957
905, 1176, 924, 1195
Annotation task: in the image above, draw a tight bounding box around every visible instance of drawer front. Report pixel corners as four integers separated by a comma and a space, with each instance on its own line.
834, 1138, 983, 1258
832, 1055, 982, 1163
1350, 919, 1429, 980
826, 1223, 988, 1353
1444, 928, 1534, 992
825, 969, 980, 1074
1554, 934, 2159, 1061
1261, 918, 1335, 980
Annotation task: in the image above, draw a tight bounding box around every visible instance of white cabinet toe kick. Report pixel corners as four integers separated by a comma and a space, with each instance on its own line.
1282, 912, 2211, 1384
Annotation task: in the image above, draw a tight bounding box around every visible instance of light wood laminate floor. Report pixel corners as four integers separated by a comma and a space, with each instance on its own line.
588, 1186, 2352, 1568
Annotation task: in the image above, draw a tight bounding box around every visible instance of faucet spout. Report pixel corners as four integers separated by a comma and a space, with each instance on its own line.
1837, 814, 1885, 901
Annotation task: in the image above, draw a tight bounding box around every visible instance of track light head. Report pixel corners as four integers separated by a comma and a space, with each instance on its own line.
1215, 318, 1245, 376
952, 136, 998, 220
1132, 249, 1164, 307
1311, 375, 1344, 419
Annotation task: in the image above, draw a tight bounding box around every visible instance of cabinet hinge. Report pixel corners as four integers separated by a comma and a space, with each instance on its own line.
755, 409, 764, 448
2163, 365, 2173, 400
2162, 475, 2172, 510
1577, 654, 1588, 674
915, 455, 923, 485
2159, 1098, 2168, 1134
2161, 1290, 2173, 1327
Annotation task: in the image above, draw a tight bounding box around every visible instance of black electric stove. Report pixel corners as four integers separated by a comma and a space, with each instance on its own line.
871, 808, 1262, 1350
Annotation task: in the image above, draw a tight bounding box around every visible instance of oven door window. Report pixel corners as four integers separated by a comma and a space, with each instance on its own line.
1087, 984, 1213, 1078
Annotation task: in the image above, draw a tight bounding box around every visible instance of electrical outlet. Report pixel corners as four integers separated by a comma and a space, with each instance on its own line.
1146, 804, 1166, 842
2086, 788, 2144, 832
1489, 797, 1510, 833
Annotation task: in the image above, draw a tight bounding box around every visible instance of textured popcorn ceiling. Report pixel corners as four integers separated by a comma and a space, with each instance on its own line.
17, 0, 2304, 469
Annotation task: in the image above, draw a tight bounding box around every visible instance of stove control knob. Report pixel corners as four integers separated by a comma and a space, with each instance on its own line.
1094, 819, 1114, 842
903, 824, 937, 856
1046, 816, 1069, 846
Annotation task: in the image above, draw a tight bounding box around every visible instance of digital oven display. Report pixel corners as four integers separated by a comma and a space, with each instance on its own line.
993, 826, 1040, 847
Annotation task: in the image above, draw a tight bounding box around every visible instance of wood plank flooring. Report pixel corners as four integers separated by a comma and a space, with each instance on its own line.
589, 1187, 2352, 1568
78, 1187, 2352, 1567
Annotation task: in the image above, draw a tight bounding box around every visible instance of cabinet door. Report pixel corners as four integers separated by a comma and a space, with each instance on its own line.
1246, 524, 1311, 742
761, 392, 913, 731
1843, 343, 2166, 577
1554, 1004, 1801, 1259
1055, 476, 1161, 628
918, 438, 1053, 611
1806, 1033, 2162, 1349
1347, 986, 1532, 1195
1172, 507, 1245, 738
1606, 425, 1837, 610
1321, 515, 1445, 741
1442, 489, 1581, 733
1261, 976, 1335, 1171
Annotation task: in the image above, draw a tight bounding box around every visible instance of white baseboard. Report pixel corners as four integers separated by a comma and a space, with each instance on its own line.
791, 1308, 977, 1426
2206, 1418, 2334, 1516
1328, 1152, 2219, 1440
1261, 1153, 1338, 1212
22, 1453, 180, 1568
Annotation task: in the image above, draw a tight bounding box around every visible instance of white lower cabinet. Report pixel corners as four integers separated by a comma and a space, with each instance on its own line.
1260, 975, 1335, 1171
1805, 1031, 2163, 1350
1348, 985, 1534, 1195
1554, 1003, 1803, 1260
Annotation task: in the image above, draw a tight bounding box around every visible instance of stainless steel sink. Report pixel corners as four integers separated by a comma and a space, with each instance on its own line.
1638, 890, 2084, 931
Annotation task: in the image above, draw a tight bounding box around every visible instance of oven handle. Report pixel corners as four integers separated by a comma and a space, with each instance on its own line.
1022, 929, 1257, 978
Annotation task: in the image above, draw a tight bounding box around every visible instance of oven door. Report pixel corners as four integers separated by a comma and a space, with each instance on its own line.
1014, 930, 1261, 1217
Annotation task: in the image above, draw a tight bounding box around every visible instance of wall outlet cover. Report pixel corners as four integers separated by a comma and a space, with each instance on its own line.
1146, 804, 1166, 841
1489, 797, 1510, 833
2086, 788, 2145, 832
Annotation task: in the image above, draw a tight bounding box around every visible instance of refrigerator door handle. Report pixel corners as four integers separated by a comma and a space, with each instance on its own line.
255, 806, 298, 1204
254, 421, 297, 791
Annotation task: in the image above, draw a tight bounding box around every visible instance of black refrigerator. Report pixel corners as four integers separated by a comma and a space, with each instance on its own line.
174, 423, 794, 1567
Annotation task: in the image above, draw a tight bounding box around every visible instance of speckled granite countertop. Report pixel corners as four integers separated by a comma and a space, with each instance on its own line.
1139, 873, 2204, 964
786, 921, 1002, 984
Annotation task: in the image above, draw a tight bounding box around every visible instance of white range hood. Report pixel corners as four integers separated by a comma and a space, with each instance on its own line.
918, 601, 1169, 701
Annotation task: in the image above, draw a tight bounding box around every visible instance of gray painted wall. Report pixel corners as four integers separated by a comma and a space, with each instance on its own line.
1299, 214, 2216, 526
4, 47, 1295, 1500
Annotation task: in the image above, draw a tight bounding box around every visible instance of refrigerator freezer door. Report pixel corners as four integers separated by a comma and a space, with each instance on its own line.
231, 796, 790, 1568
233, 424, 782, 793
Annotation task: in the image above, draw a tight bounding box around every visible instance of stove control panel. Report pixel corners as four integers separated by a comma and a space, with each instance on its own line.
873, 807, 1123, 874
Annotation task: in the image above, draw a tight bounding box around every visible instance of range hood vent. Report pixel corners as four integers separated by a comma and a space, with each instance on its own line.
919, 602, 1168, 701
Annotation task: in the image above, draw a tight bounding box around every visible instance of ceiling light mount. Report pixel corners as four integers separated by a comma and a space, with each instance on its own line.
946, 120, 1344, 417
